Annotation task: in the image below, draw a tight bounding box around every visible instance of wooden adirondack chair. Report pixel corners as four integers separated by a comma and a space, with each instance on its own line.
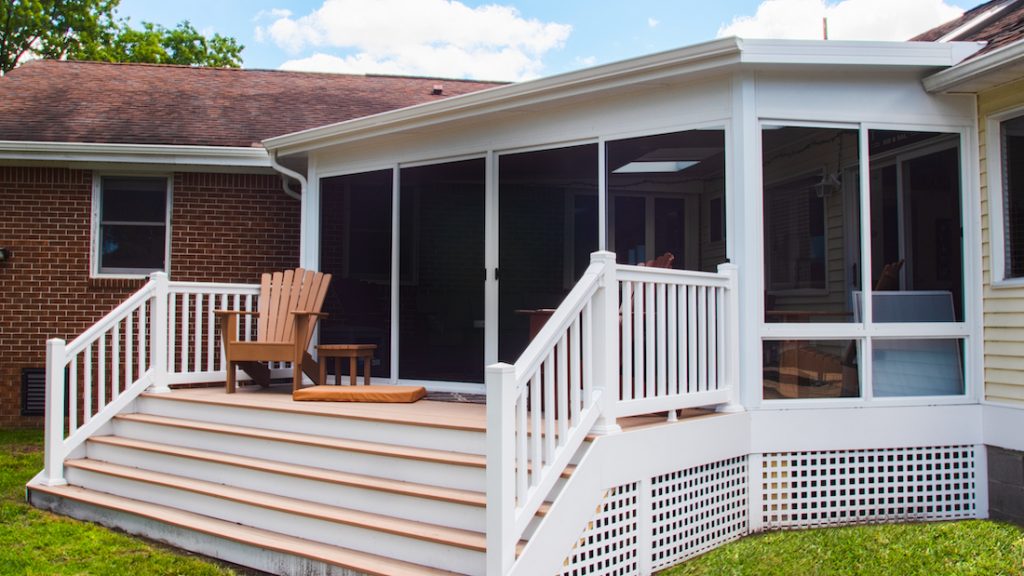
215, 268, 332, 393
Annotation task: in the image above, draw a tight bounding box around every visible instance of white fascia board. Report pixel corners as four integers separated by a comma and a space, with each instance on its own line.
264, 37, 746, 154
0, 140, 271, 168
923, 39, 1024, 93
266, 38, 982, 157
737, 38, 984, 67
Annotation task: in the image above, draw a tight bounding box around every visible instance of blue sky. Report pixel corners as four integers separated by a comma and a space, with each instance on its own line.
115, 0, 977, 80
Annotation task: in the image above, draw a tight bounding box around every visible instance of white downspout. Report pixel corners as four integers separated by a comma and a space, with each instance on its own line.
269, 150, 304, 201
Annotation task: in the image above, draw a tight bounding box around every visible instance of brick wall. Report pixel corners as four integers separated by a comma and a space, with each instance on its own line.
0, 167, 299, 427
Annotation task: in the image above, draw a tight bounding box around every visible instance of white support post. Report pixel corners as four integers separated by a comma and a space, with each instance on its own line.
43, 338, 68, 486
486, 362, 517, 576
974, 444, 989, 519
638, 477, 653, 576
716, 263, 744, 413
590, 250, 622, 435
148, 272, 171, 393
747, 453, 764, 533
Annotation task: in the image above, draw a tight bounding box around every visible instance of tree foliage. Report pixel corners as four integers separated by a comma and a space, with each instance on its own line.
0, 0, 243, 74
74, 20, 243, 68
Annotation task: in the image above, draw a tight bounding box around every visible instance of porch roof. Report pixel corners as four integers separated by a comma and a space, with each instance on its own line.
264, 37, 982, 157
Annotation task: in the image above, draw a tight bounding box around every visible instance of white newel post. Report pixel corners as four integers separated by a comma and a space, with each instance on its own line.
716, 263, 744, 413
590, 250, 622, 434
43, 338, 68, 486
486, 362, 517, 575
148, 272, 171, 393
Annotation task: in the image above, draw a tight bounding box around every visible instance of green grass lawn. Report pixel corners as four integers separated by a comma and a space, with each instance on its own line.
4, 429, 1022, 576
662, 519, 1024, 576
0, 429, 240, 576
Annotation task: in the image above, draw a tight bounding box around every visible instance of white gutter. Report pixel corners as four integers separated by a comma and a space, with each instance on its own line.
268, 151, 304, 201
264, 38, 981, 156
924, 39, 1024, 92
0, 140, 271, 167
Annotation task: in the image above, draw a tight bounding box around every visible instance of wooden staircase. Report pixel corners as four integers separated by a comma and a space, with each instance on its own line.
28, 387, 559, 576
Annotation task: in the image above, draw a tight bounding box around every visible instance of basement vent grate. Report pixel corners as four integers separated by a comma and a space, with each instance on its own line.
560, 482, 640, 576
21, 368, 45, 416
760, 445, 977, 529
650, 456, 748, 571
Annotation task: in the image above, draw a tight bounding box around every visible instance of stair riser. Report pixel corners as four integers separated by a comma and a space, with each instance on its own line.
136, 396, 486, 454
28, 489, 372, 576
65, 467, 485, 575
87, 442, 486, 532
112, 419, 486, 491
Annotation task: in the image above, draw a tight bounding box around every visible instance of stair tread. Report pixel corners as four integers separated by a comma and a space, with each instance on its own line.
67, 458, 489, 551
30, 483, 460, 576
89, 435, 487, 508
141, 388, 486, 432
116, 413, 486, 468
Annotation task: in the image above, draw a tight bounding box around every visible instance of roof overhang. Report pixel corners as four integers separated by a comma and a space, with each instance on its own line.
264, 37, 983, 156
0, 140, 272, 170
923, 38, 1024, 93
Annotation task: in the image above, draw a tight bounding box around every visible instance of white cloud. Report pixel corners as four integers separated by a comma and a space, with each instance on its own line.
263, 0, 571, 81
648, 17, 660, 28
717, 0, 963, 41
574, 55, 597, 67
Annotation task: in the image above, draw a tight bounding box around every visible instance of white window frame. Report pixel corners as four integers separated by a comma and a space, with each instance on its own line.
756, 122, 975, 409
90, 173, 172, 279
986, 105, 1024, 288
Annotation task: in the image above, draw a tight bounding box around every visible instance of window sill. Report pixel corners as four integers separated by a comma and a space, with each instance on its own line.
990, 277, 1024, 290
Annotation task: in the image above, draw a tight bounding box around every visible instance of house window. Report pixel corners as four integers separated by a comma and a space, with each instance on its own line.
95, 176, 170, 275
1001, 114, 1024, 279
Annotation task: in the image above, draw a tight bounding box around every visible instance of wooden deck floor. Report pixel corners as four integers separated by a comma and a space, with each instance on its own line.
154, 384, 717, 433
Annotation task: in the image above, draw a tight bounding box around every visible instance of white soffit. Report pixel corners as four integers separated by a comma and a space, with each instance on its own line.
265, 38, 982, 156
0, 140, 272, 169
923, 39, 1024, 93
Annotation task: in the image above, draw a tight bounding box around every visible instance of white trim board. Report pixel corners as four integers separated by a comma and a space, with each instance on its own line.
265, 39, 981, 156
0, 140, 271, 169
983, 403, 1024, 452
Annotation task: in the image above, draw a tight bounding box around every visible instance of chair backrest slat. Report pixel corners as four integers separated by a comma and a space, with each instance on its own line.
256, 272, 272, 340
256, 268, 331, 345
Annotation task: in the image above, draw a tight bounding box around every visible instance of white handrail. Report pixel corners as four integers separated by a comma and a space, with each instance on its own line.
486, 251, 618, 575
42, 273, 265, 486
488, 255, 741, 575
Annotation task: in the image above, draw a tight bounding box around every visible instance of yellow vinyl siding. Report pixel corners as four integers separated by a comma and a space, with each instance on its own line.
979, 78, 1024, 407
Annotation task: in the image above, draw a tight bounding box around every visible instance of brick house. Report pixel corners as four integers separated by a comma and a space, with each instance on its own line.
0, 60, 500, 427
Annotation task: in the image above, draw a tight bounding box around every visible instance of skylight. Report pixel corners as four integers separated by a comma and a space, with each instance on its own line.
612, 160, 698, 174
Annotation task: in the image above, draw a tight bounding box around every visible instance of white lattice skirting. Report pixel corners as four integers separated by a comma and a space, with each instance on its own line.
760, 445, 978, 529
558, 446, 978, 576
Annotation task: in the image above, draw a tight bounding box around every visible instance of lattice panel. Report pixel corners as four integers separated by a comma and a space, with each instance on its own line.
650, 456, 748, 571
761, 446, 977, 529
560, 482, 640, 576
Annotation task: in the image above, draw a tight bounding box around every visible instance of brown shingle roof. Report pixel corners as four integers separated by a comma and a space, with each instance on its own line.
0, 60, 504, 148
912, 0, 1024, 57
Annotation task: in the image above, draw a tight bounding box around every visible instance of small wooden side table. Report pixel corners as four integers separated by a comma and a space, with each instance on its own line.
317, 344, 377, 386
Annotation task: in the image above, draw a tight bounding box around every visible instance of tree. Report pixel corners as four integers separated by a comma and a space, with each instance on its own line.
0, 0, 243, 75
74, 20, 243, 67
1, 0, 118, 74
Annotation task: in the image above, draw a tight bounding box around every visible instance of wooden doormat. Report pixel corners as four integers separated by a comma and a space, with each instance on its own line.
293, 385, 426, 403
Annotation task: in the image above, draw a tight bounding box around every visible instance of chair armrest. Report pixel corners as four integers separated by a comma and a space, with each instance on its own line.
214, 310, 260, 317
290, 310, 328, 318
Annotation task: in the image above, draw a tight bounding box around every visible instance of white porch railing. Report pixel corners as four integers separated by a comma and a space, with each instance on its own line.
41, 273, 263, 486
486, 252, 740, 575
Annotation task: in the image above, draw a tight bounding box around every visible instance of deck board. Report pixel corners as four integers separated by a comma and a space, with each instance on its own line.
153, 384, 717, 433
